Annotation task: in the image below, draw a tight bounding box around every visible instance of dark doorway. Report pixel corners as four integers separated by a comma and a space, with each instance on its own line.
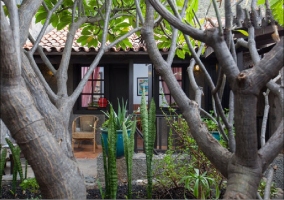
109, 65, 129, 111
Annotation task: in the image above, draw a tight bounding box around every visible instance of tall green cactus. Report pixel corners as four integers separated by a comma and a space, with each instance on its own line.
101, 135, 108, 199
0, 146, 7, 197
101, 103, 118, 199
122, 119, 136, 199
140, 90, 156, 199
5, 138, 24, 195
108, 104, 118, 199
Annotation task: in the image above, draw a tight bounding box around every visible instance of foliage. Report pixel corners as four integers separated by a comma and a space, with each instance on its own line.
122, 119, 136, 199
180, 168, 215, 199
258, 178, 278, 198
0, 145, 7, 197
5, 138, 24, 195
203, 117, 218, 132
258, 0, 284, 26
101, 103, 118, 199
154, 106, 225, 199
101, 101, 136, 199
33, 0, 202, 59
20, 178, 40, 195
140, 90, 156, 199
101, 99, 134, 130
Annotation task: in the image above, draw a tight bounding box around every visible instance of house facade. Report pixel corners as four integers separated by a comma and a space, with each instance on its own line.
22, 23, 283, 151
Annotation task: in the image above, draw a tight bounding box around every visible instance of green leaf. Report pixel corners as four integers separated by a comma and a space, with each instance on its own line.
51, 14, 59, 28
234, 29, 249, 36
81, 26, 93, 35
35, 12, 47, 24
176, 48, 185, 59
122, 39, 132, 47
89, 39, 98, 48
193, 179, 199, 198
77, 35, 89, 46
116, 22, 130, 28
57, 21, 69, 30
257, 0, 265, 5
270, 0, 284, 26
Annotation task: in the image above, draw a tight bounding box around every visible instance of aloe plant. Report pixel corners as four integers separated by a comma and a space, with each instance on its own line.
122, 119, 136, 199
101, 98, 134, 130
140, 90, 156, 199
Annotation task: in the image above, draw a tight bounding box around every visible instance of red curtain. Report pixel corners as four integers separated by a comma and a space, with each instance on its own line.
161, 67, 182, 106
81, 66, 100, 107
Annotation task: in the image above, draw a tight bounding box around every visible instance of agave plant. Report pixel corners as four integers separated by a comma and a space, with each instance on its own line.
101, 98, 134, 130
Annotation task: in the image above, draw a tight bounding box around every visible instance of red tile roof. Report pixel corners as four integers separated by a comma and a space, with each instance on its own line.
24, 27, 149, 53
23, 20, 222, 53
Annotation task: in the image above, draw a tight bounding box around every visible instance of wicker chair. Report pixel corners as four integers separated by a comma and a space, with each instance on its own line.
72, 115, 99, 153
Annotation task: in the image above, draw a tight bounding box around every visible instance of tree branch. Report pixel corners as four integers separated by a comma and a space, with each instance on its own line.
259, 118, 284, 171
142, 0, 232, 177
28, 33, 57, 75
212, 0, 223, 35
235, 38, 248, 49
260, 89, 270, 147
264, 166, 275, 200
18, 0, 43, 46
24, 51, 58, 103
56, 17, 88, 97
165, 0, 188, 65
228, 91, 236, 152
30, 0, 63, 55
2, 0, 21, 71
248, 26, 260, 64
0, 5, 20, 78
134, 0, 144, 24
252, 38, 283, 91
148, 0, 206, 43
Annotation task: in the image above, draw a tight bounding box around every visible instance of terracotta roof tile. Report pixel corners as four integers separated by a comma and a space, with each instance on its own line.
24, 27, 147, 53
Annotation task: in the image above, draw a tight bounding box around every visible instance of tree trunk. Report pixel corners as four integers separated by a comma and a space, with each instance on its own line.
1, 76, 86, 198
224, 155, 262, 199
22, 54, 74, 159
1, 13, 86, 198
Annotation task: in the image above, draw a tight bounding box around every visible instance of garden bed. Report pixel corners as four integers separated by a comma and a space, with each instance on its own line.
1, 184, 200, 199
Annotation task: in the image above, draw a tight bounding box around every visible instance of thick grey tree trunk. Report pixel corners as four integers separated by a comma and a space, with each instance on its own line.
0, 4, 86, 198
143, 0, 284, 199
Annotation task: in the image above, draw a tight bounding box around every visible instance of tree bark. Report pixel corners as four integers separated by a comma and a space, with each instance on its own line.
22, 54, 74, 159
1, 6, 85, 198
144, 1, 284, 199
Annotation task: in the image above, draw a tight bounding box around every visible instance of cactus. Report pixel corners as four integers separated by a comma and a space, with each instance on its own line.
122, 119, 136, 199
101, 135, 109, 199
101, 103, 118, 199
24, 159, 28, 180
140, 90, 156, 199
0, 147, 7, 197
5, 138, 24, 195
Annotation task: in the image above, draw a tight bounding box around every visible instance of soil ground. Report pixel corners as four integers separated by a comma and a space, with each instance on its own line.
1, 184, 196, 199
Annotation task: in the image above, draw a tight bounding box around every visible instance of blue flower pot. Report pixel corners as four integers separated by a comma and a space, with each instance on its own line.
101, 129, 131, 158
211, 131, 220, 141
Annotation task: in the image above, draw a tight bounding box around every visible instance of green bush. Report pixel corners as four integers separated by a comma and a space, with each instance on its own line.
153, 106, 225, 199
20, 178, 40, 194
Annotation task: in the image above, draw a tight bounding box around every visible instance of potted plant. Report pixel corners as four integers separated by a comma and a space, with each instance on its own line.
87, 101, 99, 109
100, 98, 135, 158
203, 117, 220, 141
